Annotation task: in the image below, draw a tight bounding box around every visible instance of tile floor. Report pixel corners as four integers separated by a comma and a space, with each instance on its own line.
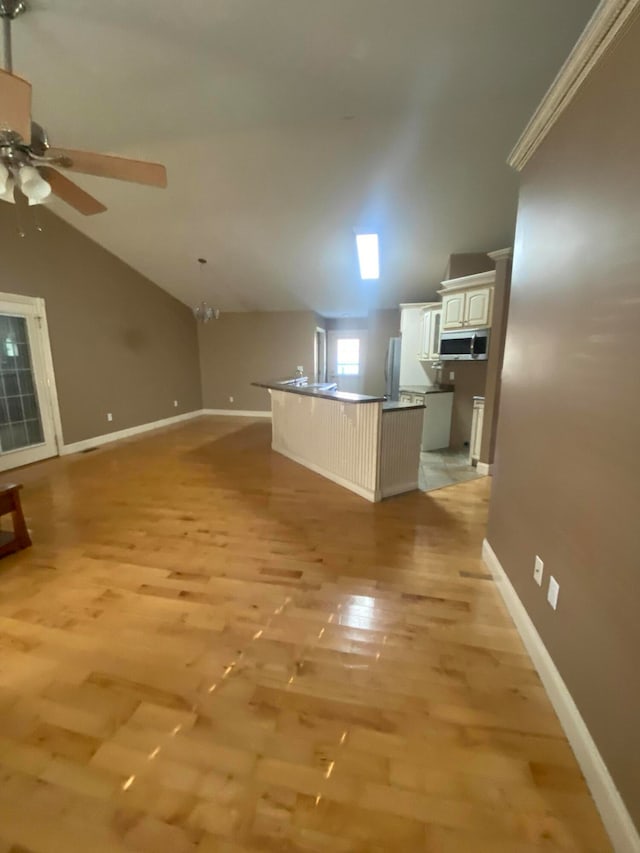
419, 447, 485, 492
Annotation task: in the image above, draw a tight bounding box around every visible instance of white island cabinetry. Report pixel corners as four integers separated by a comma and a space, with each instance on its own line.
256, 381, 425, 502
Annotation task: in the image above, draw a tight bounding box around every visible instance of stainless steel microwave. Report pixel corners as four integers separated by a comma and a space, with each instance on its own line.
439, 327, 490, 361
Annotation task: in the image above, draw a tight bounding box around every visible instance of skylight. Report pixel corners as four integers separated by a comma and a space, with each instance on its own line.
355, 233, 380, 280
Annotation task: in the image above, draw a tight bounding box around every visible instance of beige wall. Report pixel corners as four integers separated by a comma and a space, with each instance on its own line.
0, 205, 201, 445
444, 252, 495, 448
448, 362, 487, 449
480, 255, 512, 464
198, 311, 318, 411
363, 309, 400, 397
446, 252, 494, 280
487, 20, 640, 830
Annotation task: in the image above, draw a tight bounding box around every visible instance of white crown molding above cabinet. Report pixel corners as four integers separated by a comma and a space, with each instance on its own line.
439, 270, 496, 292
488, 247, 513, 261
508, 0, 640, 171
483, 540, 640, 853
399, 301, 440, 309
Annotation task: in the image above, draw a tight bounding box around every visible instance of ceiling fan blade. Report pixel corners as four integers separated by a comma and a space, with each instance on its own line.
0, 69, 31, 144
47, 147, 167, 188
39, 167, 107, 216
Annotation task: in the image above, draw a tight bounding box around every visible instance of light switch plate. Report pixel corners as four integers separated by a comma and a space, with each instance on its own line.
534, 556, 544, 586
449, 371, 455, 381
547, 576, 560, 610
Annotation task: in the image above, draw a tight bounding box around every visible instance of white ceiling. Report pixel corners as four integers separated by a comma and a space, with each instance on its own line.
11, 0, 597, 315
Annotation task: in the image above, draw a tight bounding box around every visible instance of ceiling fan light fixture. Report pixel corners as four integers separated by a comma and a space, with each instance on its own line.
18, 164, 51, 204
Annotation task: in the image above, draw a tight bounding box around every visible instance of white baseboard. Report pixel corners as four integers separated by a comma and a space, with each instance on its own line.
61, 409, 273, 456
482, 540, 639, 853
272, 443, 377, 502
476, 462, 493, 476
202, 409, 271, 418
60, 410, 205, 455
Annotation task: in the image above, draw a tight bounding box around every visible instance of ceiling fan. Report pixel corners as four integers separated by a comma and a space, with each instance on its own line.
0, 0, 167, 215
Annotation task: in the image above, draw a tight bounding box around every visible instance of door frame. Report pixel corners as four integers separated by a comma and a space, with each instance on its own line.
314, 326, 327, 383
0, 292, 64, 468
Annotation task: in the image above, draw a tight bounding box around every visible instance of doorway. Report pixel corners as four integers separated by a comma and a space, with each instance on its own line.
0, 293, 62, 472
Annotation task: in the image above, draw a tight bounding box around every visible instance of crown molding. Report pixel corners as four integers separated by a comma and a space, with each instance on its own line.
488, 247, 513, 261
439, 270, 496, 290
508, 0, 640, 171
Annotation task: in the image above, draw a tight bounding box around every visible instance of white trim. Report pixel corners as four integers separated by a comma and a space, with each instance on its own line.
314, 326, 327, 384
399, 301, 440, 309
508, 0, 640, 171
439, 270, 497, 291
488, 248, 513, 261
0, 292, 64, 469
35, 297, 65, 453
476, 462, 493, 476
273, 443, 378, 502
201, 409, 271, 418
482, 540, 640, 853
60, 410, 205, 455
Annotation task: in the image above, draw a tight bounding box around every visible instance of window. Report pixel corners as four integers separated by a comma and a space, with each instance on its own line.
336, 338, 360, 376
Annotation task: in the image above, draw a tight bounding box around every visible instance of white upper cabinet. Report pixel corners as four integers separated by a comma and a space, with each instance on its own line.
465, 287, 492, 328
400, 305, 430, 386
419, 309, 432, 360
429, 309, 442, 360
438, 271, 496, 331
441, 293, 465, 330
418, 304, 442, 361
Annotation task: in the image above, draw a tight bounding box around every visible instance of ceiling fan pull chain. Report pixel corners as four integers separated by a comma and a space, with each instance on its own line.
33, 206, 44, 233
2, 17, 11, 72
15, 203, 25, 238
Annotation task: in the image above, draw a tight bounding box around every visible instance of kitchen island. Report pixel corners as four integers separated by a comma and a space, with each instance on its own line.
253, 378, 425, 502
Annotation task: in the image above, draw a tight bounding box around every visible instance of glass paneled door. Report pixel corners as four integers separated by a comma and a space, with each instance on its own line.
0, 296, 61, 472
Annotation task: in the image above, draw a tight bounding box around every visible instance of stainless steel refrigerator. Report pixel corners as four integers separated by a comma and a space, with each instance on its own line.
385, 337, 402, 400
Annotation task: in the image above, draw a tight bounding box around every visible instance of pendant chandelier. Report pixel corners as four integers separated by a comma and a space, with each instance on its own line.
192, 258, 220, 323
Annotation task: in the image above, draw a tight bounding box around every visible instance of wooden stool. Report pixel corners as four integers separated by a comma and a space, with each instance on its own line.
0, 483, 32, 558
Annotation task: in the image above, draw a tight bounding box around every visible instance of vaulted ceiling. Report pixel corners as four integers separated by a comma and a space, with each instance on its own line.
11, 0, 597, 315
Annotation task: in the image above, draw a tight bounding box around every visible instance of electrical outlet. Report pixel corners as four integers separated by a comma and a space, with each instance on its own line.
547, 576, 560, 610
297, 365, 304, 374
534, 555, 544, 586
229, 396, 234, 403
107, 413, 113, 422
449, 371, 455, 381
173, 400, 178, 408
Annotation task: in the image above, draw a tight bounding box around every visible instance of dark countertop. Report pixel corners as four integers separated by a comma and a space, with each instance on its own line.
400, 385, 454, 394
382, 400, 425, 412
253, 378, 385, 405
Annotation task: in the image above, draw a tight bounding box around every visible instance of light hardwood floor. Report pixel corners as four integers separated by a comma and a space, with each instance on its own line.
0, 417, 610, 852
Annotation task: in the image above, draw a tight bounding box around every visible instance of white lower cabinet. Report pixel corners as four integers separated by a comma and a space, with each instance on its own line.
401, 390, 453, 452
469, 397, 485, 463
